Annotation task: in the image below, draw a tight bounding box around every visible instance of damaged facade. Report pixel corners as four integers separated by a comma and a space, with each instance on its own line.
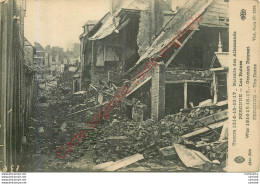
80, 0, 229, 121
80, 0, 173, 89
0, 0, 37, 171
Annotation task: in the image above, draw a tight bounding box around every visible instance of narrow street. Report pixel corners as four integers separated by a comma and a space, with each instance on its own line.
19, 71, 97, 172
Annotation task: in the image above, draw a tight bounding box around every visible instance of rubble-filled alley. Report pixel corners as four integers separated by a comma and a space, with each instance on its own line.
19, 65, 228, 172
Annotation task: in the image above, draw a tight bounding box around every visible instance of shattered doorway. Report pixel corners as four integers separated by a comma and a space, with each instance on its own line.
165, 84, 184, 115
165, 82, 212, 115
187, 83, 211, 107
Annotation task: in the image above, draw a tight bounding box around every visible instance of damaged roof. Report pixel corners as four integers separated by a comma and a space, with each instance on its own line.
89, 14, 116, 40
137, 0, 214, 64
89, 0, 149, 40
80, 12, 111, 39
127, 0, 228, 73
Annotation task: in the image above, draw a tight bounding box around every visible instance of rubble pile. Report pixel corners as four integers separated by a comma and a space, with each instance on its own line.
21, 66, 228, 172
159, 106, 224, 144
93, 119, 160, 164
92, 104, 228, 171
20, 72, 103, 171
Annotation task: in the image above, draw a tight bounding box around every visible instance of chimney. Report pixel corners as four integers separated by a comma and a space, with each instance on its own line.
150, 0, 173, 40
83, 20, 96, 34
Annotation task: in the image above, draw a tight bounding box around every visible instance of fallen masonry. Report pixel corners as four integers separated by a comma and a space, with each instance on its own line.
21, 72, 228, 172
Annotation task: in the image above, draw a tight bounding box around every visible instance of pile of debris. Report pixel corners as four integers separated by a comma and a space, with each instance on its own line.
92, 101, 228, 171
21, 68, 228, 172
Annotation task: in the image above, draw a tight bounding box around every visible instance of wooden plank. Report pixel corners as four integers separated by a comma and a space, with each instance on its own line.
165, 80, 209, 84
219, 120, 228, 140
166, 30, 196, 67
92, 161, 114, 171
126, 75, 152, 97
198, 109, 228, 126
206, 7, 228, 14
159, 146, 177, 159
213, 72, 217, 103
184, 82, 187, 109
103, 154, 144, 171
182, 121, 225, 138
216, 100, 228, 107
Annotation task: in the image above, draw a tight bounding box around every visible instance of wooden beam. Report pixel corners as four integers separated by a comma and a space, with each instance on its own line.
165, 80, 209, 84
196, 109, 228, 126
175, 39, 182, 46
166, 30, 196, 67
103, 154, 144, 171
126, 75, 152, 97
117, 19, 130, 31
213, 72, 218, 103
184, 82, 187, 109
92, 161, 114, 171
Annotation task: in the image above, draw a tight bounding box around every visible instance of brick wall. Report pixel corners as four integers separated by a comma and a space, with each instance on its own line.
151, 63, 165, 121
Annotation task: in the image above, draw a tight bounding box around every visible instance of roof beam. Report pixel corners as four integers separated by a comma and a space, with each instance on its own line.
165, 29, 196, 67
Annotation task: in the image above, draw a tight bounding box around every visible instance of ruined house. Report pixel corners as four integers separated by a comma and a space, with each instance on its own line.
80, 0, 229, 121
80, 0, 173, 89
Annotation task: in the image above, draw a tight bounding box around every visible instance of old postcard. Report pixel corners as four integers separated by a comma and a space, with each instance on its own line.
0, 0, 259, 173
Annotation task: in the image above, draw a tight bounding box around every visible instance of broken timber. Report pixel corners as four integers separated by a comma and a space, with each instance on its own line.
92, 161, 114, 171
174, 144, 211, 169
94, 154, 144, 171
182, 121, 226, 138
67, 108, 90, 116
158, 146, 177, 159
196, 109, 228, 126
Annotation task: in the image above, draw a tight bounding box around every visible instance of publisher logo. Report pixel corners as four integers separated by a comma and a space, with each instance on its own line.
240, 9, 246, 20
234, 156, 245, 163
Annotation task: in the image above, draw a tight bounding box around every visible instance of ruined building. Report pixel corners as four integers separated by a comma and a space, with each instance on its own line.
80, 0, 229, 121
80, 0, 174, 89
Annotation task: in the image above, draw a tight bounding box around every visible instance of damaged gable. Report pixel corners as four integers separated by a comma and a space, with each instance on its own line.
129, 0, 229, 72
127, 0, 214, 75
89, 0, 150, 41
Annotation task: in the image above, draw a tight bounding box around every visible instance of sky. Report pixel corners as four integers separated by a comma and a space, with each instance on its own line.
25, 0, 110, 49
24, 0, 185, 50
